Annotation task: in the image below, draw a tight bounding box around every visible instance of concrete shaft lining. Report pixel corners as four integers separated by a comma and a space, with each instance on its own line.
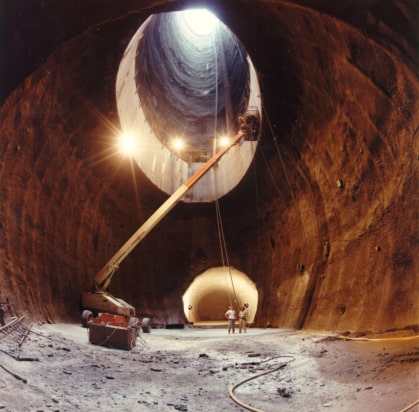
116, 13, 261, 202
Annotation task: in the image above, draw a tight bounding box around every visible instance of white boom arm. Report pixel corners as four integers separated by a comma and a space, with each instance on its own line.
91, 130, 245, 292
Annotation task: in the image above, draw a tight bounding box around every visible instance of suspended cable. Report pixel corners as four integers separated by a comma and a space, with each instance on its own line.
251, 159, 261, 253
261, 102, 296, 203
258, 147, 287, 202
212, 28, 218, 157
211, 28, 238, 307
215, 199, 239, 305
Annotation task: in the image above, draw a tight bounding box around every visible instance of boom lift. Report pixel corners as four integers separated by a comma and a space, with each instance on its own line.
81, 111, 259, 349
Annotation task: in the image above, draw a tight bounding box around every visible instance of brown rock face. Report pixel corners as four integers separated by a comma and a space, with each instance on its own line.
0, 0, 417, 333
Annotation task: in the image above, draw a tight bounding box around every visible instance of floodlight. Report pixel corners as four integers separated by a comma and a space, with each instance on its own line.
119, 132, 138, 155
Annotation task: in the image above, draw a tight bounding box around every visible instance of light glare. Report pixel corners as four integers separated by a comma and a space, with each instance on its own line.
172, 137, 185, 151
181, 9, 219, 36
219, 136, 230, 148
119, 132, 138, 155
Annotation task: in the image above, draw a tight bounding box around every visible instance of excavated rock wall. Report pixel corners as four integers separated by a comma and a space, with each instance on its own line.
0, 0, 417, 333
222, 1, 419, 333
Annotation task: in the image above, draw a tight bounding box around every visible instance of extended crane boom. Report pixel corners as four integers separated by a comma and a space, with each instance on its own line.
81, 129, 246, 324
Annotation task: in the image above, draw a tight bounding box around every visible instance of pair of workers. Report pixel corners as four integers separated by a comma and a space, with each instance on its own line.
225, 305, 248, 334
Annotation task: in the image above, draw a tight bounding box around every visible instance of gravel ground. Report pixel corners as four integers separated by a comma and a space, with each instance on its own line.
0, 321, 418, 411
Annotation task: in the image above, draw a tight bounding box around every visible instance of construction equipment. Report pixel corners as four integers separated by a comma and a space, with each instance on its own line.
81, 112, 260, 349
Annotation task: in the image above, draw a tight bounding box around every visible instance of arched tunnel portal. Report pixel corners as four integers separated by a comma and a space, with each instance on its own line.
182, 266, 258, 324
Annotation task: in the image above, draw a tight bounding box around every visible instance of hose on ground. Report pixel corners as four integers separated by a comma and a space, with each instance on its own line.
229, 356, 295, 412
398, 399, 419, 412
337, 335, 419, 342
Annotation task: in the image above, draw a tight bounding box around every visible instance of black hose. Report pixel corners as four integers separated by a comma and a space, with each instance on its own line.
229, 356, 295, 412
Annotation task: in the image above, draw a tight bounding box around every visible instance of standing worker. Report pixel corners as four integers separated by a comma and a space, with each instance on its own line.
238, 306, 248, 333
225, 305, 236, 334
141, 317, 151, 333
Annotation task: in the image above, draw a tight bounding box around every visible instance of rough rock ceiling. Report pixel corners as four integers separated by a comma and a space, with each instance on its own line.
0, 0, 417, 333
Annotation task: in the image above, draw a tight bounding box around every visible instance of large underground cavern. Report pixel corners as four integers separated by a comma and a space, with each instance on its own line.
0, 0, 418, 336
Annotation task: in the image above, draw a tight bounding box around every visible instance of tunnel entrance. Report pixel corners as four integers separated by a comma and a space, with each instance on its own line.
182, 266, 258, 324
116, 9, 261, 202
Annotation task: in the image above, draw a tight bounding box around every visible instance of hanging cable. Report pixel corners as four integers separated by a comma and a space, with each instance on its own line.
215, 199, 239, 305
211, 27, 238, 307
261, 101, 296, 203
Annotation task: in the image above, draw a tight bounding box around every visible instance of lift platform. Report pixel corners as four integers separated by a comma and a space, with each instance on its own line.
82, 109, 261, 350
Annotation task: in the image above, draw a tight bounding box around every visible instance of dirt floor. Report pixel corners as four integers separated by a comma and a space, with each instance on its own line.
0, 320, 418, 412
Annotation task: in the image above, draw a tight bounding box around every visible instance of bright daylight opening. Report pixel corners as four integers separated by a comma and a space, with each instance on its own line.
116, 8, 262, 201
180, 9, 220, 36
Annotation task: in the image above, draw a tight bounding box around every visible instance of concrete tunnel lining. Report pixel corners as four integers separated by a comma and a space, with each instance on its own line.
182, 266, 258, 323
115, 11, 262, 202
